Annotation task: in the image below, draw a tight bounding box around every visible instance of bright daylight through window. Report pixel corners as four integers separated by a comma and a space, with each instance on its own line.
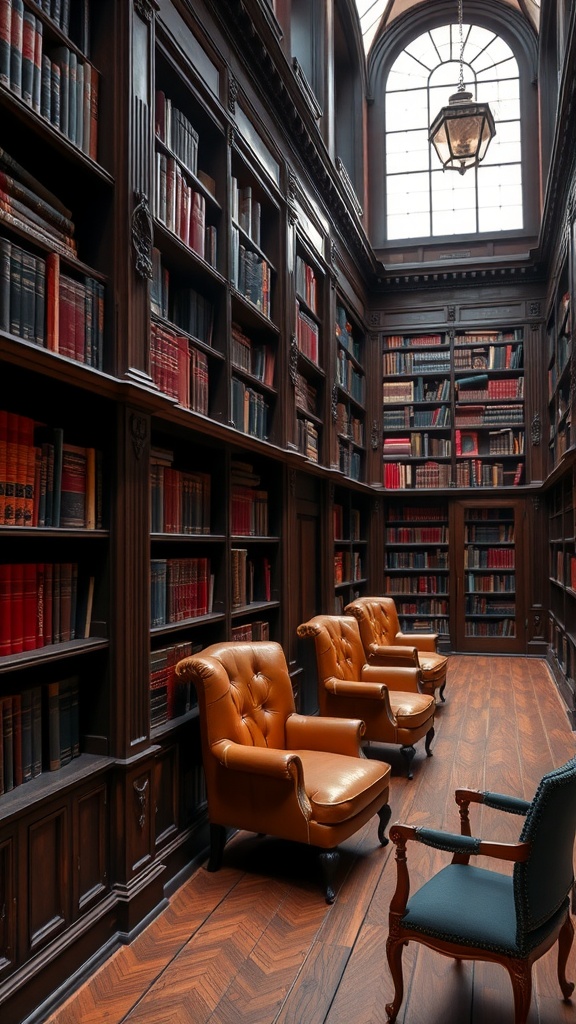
385, 23, 522, 241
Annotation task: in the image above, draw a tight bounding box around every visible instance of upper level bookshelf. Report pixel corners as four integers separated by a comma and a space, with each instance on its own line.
546, 260, 572, 473
293, 239, 325, 463
381, 326, 526, 490
334, 301, 366, 482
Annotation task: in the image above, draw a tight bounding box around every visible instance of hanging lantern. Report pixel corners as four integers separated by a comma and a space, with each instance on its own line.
428, 0, 496, 175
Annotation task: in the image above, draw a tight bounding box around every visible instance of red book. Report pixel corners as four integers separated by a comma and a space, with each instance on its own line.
0, 0, 11, 89
60, 443, 87, 527
11, 562, 24, 653
74, 278, 86, 363
43, 561, 53, 645
21, 7, 35, 105
58, 274, 76, 359
16, 412, 35, 526
22, 561, 37, 651
0, 563, 11, 655
46, 251, 60, 352
9, 0, 23, 98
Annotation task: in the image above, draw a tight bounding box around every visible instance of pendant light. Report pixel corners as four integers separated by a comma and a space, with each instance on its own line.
428, 0, 496, 175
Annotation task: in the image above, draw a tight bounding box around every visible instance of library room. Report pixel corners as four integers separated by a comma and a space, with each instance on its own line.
1, 1, 576, 1022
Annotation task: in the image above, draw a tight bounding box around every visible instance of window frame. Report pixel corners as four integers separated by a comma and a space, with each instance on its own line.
367, 0, 539, 252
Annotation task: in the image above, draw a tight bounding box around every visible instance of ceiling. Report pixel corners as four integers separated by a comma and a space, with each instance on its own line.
354, 0, 540, 56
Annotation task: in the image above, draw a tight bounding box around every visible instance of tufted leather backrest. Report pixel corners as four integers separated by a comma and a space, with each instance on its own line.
345, 597, 400, 649
296, 615, 366, 682
514, 757, 576, 944
184, 640, 295, 751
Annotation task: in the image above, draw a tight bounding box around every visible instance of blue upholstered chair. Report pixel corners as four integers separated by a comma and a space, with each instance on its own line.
386, 758, 576, 1024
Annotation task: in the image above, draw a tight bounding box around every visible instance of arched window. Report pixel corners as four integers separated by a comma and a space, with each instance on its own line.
386, 23, 521, 240
367, 4, 539, 252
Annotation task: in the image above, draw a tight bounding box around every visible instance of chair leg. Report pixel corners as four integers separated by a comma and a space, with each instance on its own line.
207, 823, 226, 872
425, 725, 435, 756
385, 935, 406, 1022
506, 960, 533, 1024
439, 678, 447, 702
400, 744, 416, 778
377, 802, 392, 846
557, 912, 575, 999
318, 849, 340, 904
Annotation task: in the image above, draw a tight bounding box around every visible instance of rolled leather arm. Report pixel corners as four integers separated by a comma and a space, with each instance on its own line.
212, 739, 304, 781
323, 677, 396, 722
361, 664, 422, 693
286, 713, 364, 756
396, 632, 438, 653
366, 643, 419, 667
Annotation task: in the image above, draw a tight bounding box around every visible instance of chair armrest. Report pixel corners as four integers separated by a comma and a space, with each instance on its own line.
286, 713, 365, 756
390, 823, 530, 863
396, 632, 438, 653
455, 788, 531, 832
213, 740, 304, 781
361, 664, 422, 693
366, 644, 420, 669
323, 678, 396, 722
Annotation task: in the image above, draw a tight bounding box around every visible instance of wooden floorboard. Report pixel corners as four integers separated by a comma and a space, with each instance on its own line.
43, 656, 576, 1024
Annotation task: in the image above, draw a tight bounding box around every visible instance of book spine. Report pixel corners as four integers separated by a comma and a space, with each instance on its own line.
9, 0, 23, 98
0, 0, 11, 88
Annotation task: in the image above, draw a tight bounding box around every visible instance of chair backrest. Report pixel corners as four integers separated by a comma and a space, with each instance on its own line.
345, 597, 400, 649
514, 757, 576, 942
183, 640, 295, 752
297, 615, 366, 681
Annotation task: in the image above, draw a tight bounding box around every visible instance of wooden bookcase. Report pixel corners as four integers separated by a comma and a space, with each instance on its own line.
331, 484, 370, 612
293, 237, 326, 463
333, 300, 366, 482
383, 498, 451, 650
546, 259, 573, 472
381, 326, 526, 490
546, 466, 576, 717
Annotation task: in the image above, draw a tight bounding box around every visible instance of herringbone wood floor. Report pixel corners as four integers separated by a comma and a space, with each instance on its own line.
45, 656, 576, 1024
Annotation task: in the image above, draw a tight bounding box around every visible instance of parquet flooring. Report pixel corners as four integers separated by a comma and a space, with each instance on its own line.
44, 656, 576, 1024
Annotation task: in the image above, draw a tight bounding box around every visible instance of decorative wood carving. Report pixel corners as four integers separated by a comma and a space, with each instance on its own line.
133, 778, 148, 829
331, 382, 338, 422
369, 311, 381, 327
130, 413, 148, 459
447, 305, 456, 321
371, 420, 380, 451
227, 124, 236, 147
530, 413, 541, 447
133, 0, 158, 21
289, 334, 299, 386
228, 73, 238, 114
529, 301, 542, 317
132, 191, 153, 280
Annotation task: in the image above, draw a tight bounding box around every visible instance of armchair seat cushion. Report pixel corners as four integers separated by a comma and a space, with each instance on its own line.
389, 691, 435, 729
298, 750, 391, 825
403, 863, 568, 957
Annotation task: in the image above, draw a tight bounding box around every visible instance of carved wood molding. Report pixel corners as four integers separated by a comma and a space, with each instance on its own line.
132, 190, 153, 280
530, 413, 541, 447
371, 420, 380, 451
130, 413, 148, 459
133, 777, 148, 829
289, 334, 298, 386
133, 0, 159, 22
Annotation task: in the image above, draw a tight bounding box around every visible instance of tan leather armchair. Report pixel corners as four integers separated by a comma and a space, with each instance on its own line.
296, 614, 435, 779
345, 596, 448, 704
175, 639, 392, 903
